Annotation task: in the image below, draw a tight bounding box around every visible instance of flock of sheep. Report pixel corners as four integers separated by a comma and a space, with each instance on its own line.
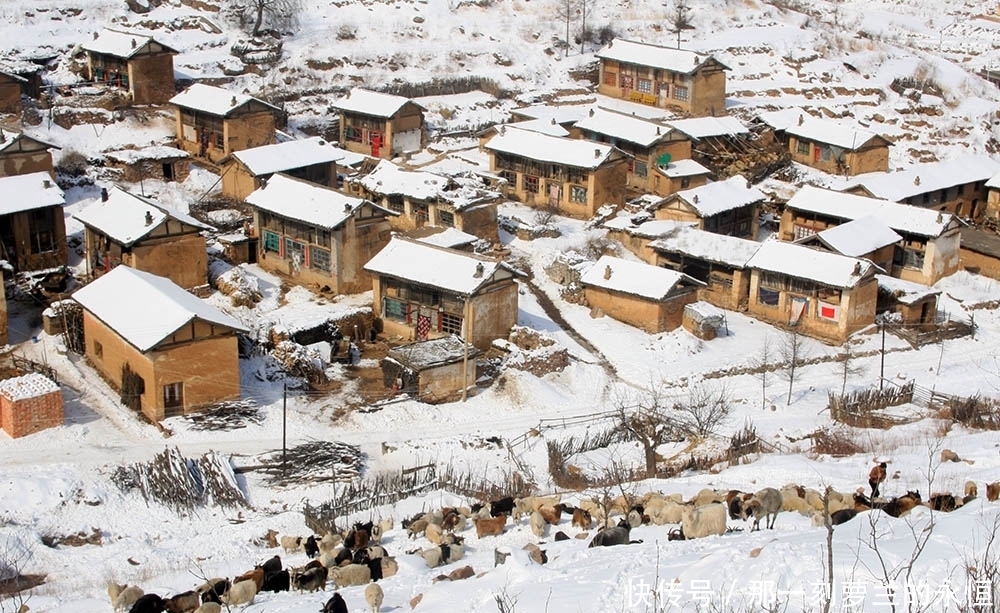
106, 476, 1000, 612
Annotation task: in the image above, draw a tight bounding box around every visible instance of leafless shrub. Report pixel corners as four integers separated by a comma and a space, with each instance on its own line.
674, 383, 733, 437
54, 150, 89, 177
811, 427, 863, 457
946, 394, 1000, 430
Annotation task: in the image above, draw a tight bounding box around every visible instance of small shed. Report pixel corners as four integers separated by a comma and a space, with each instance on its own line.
0, 373, 63, 438
682, 301, 726, 340
875, 274, 940, 326
104, 146, 190, 183
381, 335, 481, 403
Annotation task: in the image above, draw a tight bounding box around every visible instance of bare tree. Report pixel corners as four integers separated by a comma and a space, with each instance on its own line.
0, 536, 33, 613
553, 0, 580, 57
577, 0, 593, 54
751, 335, 774, 409
235, 0, 301, 37
592, 456, 637, 528
780, 328, 809, 405
839, 343, 867, 396
614, 388, 679, 477
674, 383, 733, 437
668, 0, 695, 48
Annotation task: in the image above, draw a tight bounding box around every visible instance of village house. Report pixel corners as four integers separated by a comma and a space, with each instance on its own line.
246, 173, 394, 293
333, 88, 426, 160
169, 83, 281, 164
220, 136, 361, 201
781, 185, 962, 285
349, 159, 501, 242
72, 266, 247, 422
81, 28, 178, 105
483, 125, 629, 219
363, 237, 519, 350
796, 216, 901, 275
958, 226, 1000, 281
986, 168, 1000, 221
0, 373, 63, 439
648, 225, 761, 312
0, 128, 58, 178
571, 107, 708, 197
0, 58, 44, 100
745, 240, 879, 343
876, 274, 940, 327
595, 38, 729, 117
0, 171, 67, 272
73, 186, 213, 290
0, 70, 25, 115
104, 145, 190, 184
580, 254, 704, 334
509, 103, 594, 129
381, 335, 482, 403
778, 114, 891, 176
841, 156, 999, 220
647, 174, 765, 239
603, 216, 693, 263
412, 227, 480, 251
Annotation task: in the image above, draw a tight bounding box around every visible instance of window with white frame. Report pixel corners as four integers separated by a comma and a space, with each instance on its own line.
569, 185, 588, 203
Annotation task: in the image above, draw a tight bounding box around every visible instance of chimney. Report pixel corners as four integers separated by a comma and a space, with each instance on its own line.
93, 31, 99, 40
913, 175, 921, 186
656, 126, 661, 135
130, 38, 137, 49
588, 108, 595, 117
937, 211, 944, 223
499, 125, 506, 136
693, 194, 699, 204
746, 179, 752, 190
473, 262, 484, 278
603, 265, 612, 280
852, 261, 861, 275
43, 179, 51, 188
594, 148, 601, 158
230, 95, 237, 107
797, 114, 804, 126
101, 187, 109, 202
344, 203, 352, 212
693, 55, 699, 65
144, 211, 153, 226
0, 130, 5, 143
550, 117, 556, 125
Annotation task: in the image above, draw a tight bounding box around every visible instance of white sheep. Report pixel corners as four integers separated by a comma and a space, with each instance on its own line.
780, 486, 813, 514
529, 511, 547, 537
318, 532, 343, 554
380, 556, 399, 579
109, 583, 143, 613
688, 488, 727, 507
424, 522, 444, 545
318, 551, 340, 569
223, 579, 257, 606
330, 563, 371, 588
280, 535, 304, 553
365, 582, 385, 613
514, 495, 561, 520
194, 603, 222, 613
649, 500, 684, 525
680, 502, 727, 539
741, 487, 783, 530
420, 542, 465, 568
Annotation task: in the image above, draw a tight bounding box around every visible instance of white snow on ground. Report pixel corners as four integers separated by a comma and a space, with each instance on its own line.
2, 0, 1000, 611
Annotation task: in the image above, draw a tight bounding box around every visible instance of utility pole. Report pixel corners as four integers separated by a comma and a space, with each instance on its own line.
879, 323, 886, 391
461, 297, 471, 402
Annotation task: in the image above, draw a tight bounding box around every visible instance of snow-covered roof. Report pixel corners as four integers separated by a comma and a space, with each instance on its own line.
785, 185, 955, 238
357, 160, 499, 209
0, 69, 25, 83
245, 173, 374, 229
810, 217, 901, 257
988, 169, 1000, 190
573, 108, 676, 148
414, 227, 478, 249
668, 116, 749, 139
510, 103, 593, 124
746, 240, 875, 288
232, 137, 345, 176
0, 128, 59, 153
386, 335, 481, 370
603, 217, 692, 239
169, 83, 279, 117
875, 274, 940, 305
648, 225, 762, 268
363, 237, 511, 295
81, 28, 177, 59
0, 171, 65, 215
333, 88, 422, 118
104, 145, 189, 164
505, 118, 570, 137
842, 156, 1000, 202
72, 266, 248, 352
485, 126, 620, 169
785, 117, 887, 150
580, 254, 702, 300
657, 158, 710, 178
0, 373, 59, 401
672, 174, 765, 217
73, 186, 212, 247
755, 108, 808, 132
596, 38, 727, 74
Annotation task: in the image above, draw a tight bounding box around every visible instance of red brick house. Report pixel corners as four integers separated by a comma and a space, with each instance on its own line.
0, 373, 63, 438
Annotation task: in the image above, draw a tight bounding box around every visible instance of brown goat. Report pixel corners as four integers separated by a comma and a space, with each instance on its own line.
234, 567, 264, 592
474, 513, 507, 538
571, 507, 592, 529
987, 482, 1000, 502
538, 504, 563, 525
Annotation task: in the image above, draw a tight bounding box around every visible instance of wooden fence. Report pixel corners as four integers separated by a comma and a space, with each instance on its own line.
828, 381, 915, 428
